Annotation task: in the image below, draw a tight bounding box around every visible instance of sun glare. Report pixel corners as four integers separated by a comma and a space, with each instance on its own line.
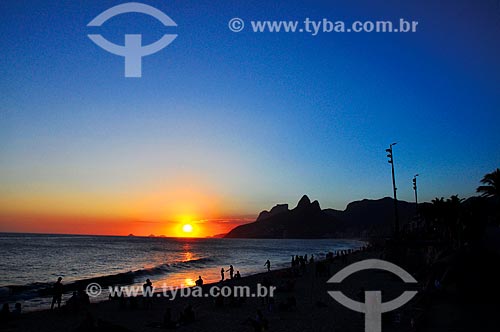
173, 215, 203, 237
182, 224, 193, 233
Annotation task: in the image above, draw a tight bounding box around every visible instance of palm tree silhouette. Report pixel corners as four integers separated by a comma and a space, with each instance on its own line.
476, 168, 500, 198
429, 196, 464, 246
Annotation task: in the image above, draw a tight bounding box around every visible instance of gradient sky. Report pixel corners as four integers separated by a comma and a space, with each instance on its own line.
1, 0, 499, 236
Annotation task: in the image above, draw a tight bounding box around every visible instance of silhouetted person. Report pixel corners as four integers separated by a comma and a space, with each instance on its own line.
228, 265, 234, 279
300, 257, 306, 270
264, 259, 271, 272
51, 277, 63, 310
195, 276, 203, 286
143, 278, 153, 295
143, 279, 153, 308
235, 270, 241, 279
220, 268, 225, 281
78, 289, 90, 306
66, 291, 79, 311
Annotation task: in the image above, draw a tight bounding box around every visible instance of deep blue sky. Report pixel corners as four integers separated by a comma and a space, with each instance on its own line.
1, 0, 500, 231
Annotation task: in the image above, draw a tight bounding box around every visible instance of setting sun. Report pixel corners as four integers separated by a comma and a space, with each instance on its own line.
182, 224, 193, 233
171, 215, 205, 238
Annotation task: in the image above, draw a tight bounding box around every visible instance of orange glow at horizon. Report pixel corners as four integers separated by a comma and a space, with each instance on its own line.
0, 211, 252, 237
0, 176, 253, 237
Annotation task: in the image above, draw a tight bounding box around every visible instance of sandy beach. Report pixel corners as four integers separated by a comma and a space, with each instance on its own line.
0, 249, 419, 332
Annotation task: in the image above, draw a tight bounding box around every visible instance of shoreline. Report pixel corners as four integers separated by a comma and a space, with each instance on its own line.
1, 238, 367, 313
2, 247, 412, 332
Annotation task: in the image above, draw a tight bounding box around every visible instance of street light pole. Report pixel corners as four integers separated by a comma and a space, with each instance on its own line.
386, 143, 399, 237
413, 174, 419, 214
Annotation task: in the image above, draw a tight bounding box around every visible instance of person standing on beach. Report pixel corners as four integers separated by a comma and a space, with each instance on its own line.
228, 265, 234, 279
264, 259, 271, 272
51, 277, 63, 310
143, 279, 153, 309
220, 268, 225, 281
143, 279, 153, 296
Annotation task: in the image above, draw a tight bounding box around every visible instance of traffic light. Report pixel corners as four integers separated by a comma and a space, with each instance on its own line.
386, 148, 393, 164
413, 177, 417, 190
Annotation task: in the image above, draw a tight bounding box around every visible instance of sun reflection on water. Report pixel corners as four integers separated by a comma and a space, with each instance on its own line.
184, 278, 195, 287
183, 251, 194, 261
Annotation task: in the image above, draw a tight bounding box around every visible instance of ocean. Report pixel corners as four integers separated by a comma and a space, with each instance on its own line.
0, 233, 364, 311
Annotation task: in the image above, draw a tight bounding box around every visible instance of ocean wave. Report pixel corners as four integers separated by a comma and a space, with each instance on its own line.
0, 257, 214, 302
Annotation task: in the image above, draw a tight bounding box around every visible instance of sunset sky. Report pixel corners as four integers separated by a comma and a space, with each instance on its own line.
1, 0, 499, 236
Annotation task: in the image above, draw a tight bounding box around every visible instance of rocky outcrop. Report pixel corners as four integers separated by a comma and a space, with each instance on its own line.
225, 195, 338, 238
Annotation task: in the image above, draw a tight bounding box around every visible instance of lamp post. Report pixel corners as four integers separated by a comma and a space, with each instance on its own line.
413, 174, 419, 214
386, 143, 399, 237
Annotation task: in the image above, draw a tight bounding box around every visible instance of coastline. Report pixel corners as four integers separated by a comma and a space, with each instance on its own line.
0, 247, 421, 332
1, 237, 366, 313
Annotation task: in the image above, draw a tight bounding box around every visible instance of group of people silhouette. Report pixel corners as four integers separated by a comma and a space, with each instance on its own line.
49, 277, 90, 312
66, 289, 90, 311
219, 264, 242, 281
291, 254, 315, 269
219, 259, 274, 282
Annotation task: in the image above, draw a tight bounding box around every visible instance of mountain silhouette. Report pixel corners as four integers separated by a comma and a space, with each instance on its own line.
225, 195, 337, 238
324, 197, 426, 237
224, 195, 423, 238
